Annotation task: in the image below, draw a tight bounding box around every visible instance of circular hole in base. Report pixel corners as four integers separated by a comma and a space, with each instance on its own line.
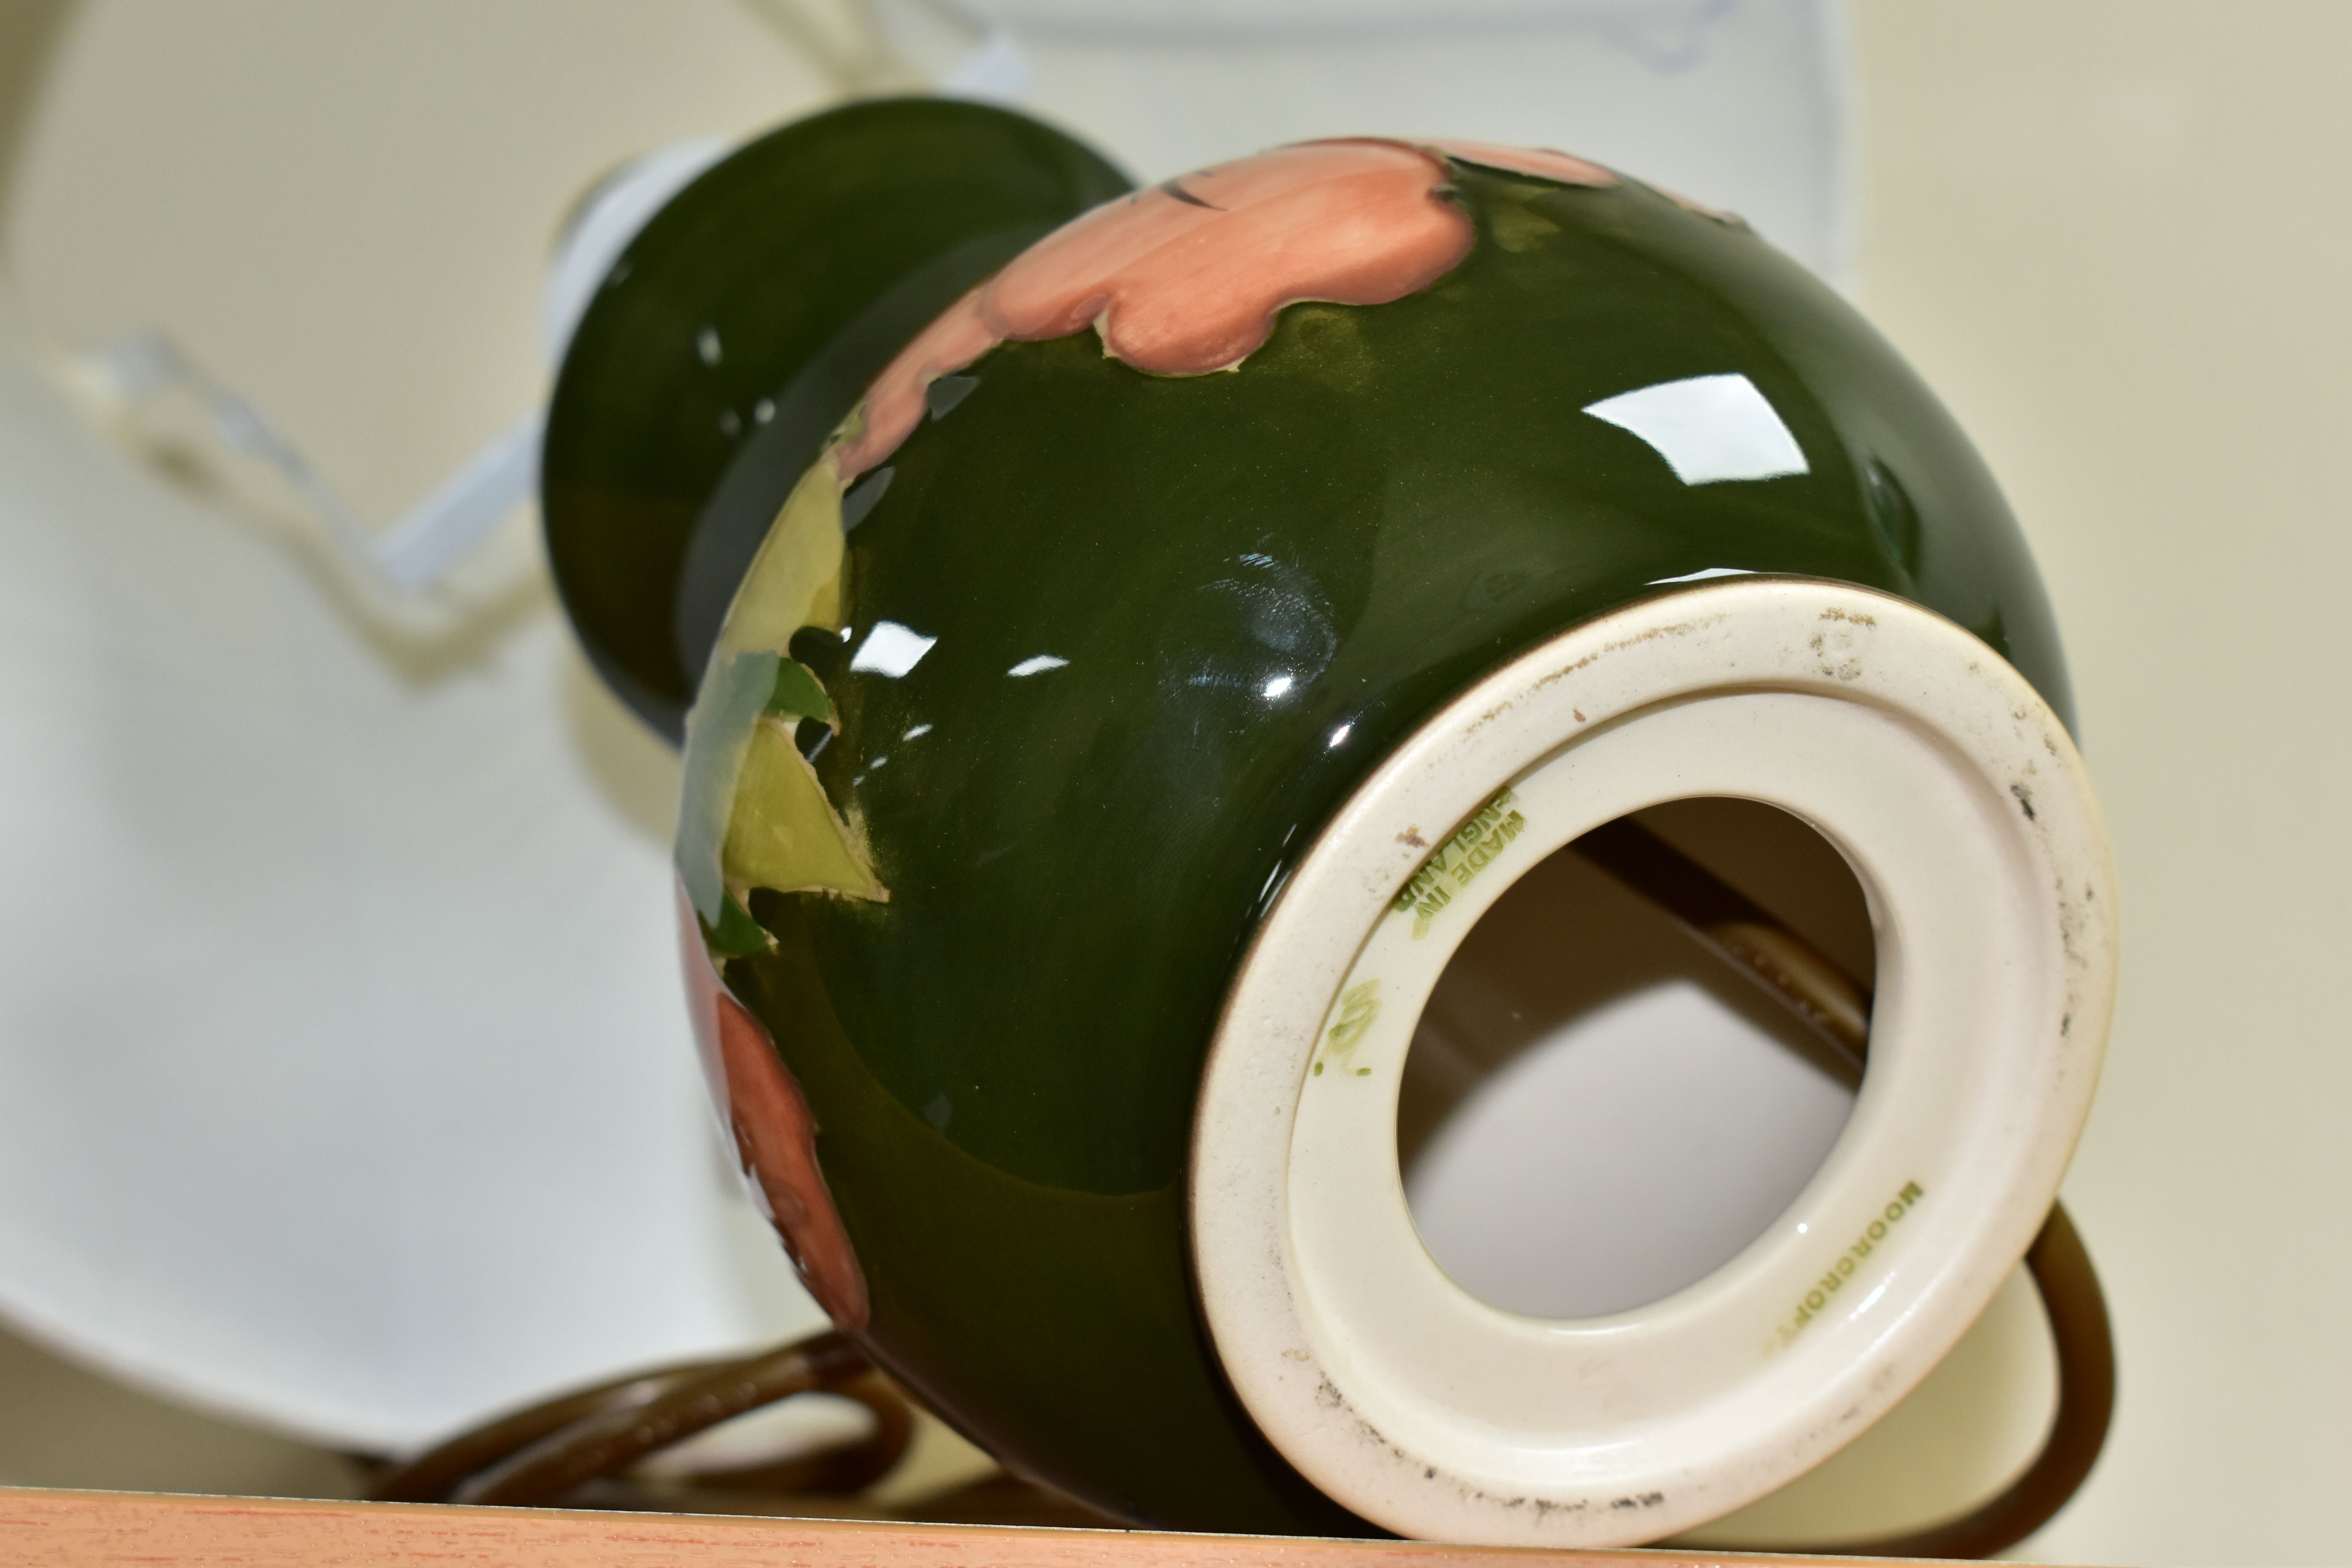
1397, 798, 1876, 1320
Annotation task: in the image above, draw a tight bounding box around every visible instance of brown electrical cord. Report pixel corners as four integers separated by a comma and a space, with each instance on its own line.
368, 1331, 912, 1510
368, 1357, 730, 1503
1842, 1203, 2114, 1560
1573, 815, 2115, 1559
374, 815, 2111, 1554
1573, 816, 1874, 1072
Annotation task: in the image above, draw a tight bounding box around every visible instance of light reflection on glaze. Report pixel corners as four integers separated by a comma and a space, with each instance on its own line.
691, 132, 1632, 945
835, 138, 1621, 482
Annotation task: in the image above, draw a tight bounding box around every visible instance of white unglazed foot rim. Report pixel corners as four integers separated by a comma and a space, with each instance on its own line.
1189, 578, 2116, 1547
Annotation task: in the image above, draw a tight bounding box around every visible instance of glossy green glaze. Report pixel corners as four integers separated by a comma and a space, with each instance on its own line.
675, 153, 2073, 1534
543, 99, 1131, 740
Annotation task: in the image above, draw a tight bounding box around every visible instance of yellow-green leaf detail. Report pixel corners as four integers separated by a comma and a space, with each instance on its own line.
677, 450, 886, 925
723, 719, 886, 901
765, 657, 833, 726
724, 454, 847, 658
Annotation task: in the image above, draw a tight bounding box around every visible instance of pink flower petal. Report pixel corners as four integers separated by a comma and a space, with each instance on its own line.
838, 138, 1479, 479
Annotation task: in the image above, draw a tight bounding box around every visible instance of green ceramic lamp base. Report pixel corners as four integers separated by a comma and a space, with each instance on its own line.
542, 98, 1131, 742
540, 99, 2115, 1547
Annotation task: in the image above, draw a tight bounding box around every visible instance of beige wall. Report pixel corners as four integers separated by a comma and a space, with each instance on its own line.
1849, 5, 2352, 1562
3, 0, 829, 524
0, 3, 2345, 1563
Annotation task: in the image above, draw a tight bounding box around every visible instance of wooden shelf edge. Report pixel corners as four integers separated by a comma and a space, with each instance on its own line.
0, 1485, 1968, 1566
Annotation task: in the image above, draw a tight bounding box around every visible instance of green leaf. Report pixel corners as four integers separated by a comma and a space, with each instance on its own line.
765, 657, 834, 724
702, 891, 773, 957
722, 719, 887, 902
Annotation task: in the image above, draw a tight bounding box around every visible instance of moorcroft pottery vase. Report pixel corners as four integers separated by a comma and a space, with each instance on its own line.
543, 98, 2116, 1546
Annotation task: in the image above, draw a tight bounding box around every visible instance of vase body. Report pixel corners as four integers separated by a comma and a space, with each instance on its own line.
547, 101, 2103, 1542
544, 98, 1132, 741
